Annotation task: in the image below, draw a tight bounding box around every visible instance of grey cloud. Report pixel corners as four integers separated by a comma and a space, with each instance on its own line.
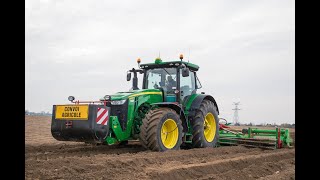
26, 0, 294, 124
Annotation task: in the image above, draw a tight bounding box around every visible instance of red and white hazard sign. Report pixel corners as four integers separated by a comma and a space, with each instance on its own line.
96, 107, 109, 125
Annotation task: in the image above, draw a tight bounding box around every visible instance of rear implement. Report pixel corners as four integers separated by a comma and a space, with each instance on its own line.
218, 122, 293, 149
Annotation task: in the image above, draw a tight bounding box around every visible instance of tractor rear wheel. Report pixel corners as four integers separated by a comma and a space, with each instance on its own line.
191, 100, 219, 148
139, 107, 183, 151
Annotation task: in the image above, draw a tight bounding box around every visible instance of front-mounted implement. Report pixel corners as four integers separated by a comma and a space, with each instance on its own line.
51, 99, 112, 143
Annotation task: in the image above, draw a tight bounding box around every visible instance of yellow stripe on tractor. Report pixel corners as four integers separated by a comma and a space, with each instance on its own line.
128, 92, 162, 98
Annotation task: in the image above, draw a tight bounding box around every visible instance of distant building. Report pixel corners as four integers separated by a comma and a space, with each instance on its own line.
25, 110, 52, 116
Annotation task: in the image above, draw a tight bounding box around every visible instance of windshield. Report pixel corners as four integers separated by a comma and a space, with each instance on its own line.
145, 68, 177, 93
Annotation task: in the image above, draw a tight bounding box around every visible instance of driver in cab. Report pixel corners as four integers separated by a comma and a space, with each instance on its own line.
166, 75, 176, 92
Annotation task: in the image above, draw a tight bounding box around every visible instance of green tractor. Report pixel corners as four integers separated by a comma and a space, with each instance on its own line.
51, 55, 220, 151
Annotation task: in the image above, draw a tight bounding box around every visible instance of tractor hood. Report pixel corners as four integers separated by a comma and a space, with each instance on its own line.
100, 89, 163, 101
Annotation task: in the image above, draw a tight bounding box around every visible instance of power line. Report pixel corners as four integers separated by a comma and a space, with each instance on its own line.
232, 101, 241, 126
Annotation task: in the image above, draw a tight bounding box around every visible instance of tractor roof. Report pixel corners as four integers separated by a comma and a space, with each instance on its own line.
140, 59, 199, 71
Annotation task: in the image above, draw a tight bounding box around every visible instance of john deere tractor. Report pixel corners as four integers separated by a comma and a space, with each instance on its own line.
51, 55, 220, 151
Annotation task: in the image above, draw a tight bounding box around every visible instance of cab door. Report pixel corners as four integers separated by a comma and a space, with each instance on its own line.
179, 70, 196, 103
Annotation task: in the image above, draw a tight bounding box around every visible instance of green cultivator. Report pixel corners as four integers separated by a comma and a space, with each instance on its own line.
218, 120, 293, 149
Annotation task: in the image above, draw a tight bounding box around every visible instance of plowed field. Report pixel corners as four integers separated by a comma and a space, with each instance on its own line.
25, 116, 295, 180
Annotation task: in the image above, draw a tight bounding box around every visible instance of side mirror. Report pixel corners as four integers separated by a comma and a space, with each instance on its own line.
182, 67, 189, 77
68, 96, 75, 102
127, 72, 131, 81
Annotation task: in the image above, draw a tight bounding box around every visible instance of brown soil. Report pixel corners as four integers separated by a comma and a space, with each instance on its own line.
25, 116, 295, 180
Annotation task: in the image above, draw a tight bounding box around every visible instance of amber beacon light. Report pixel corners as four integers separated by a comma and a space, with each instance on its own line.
179, 54, 183, 61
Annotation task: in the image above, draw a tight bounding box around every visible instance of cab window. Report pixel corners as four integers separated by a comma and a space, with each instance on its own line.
180, 70, 195, 101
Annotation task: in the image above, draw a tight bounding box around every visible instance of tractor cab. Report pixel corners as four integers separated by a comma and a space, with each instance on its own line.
127, 55, 202, 104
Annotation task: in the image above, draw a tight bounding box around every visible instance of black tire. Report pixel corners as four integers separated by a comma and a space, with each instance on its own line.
139, 111, 152, 149
191, 100, 219, 148
139, 107, 183, 151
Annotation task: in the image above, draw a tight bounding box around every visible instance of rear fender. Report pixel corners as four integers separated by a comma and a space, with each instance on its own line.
187, 94, 219, 118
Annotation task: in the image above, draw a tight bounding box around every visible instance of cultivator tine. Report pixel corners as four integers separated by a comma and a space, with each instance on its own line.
219, 137, 277, 149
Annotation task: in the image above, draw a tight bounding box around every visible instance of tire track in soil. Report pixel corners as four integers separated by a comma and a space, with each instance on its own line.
26, 144, 294, 180
147, 149, 295, 180
25, 116, 295, 180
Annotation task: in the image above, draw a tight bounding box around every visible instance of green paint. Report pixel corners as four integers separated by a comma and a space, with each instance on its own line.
155, 57, 162, 64
100, 89, 163, 101
132, 103, 150, 135
53, 57, 217, 148
184, 132, 193, 143
109, 116, 124, 141
107, 98, 136, 142
184, 94, 200, 113
284, 129, 292, 146
182, 94, 200, 135
104, 90, 163, 145
251, 128, 286, 134
140, 60, 199, 71
106, 137, 118, 145
219, 127, 292, 149
100, 59, 203, 145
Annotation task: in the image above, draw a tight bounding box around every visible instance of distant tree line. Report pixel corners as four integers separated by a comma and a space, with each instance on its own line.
25, 110, 52, 116
241, 122, 295, 128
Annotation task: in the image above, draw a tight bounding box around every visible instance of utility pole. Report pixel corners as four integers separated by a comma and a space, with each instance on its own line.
232, 101, 241, 126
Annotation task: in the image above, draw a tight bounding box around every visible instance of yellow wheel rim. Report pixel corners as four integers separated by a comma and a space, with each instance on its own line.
204, 113, 216, 142
161, 119, 179, 149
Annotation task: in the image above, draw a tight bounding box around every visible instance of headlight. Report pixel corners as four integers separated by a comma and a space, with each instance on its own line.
110, 99, 126, 105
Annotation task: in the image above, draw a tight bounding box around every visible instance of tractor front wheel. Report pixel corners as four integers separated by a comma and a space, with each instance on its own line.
139, 107, 183, 151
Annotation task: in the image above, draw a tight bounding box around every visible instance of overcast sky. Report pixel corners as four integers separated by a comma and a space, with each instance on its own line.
25, 0, 295, 125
